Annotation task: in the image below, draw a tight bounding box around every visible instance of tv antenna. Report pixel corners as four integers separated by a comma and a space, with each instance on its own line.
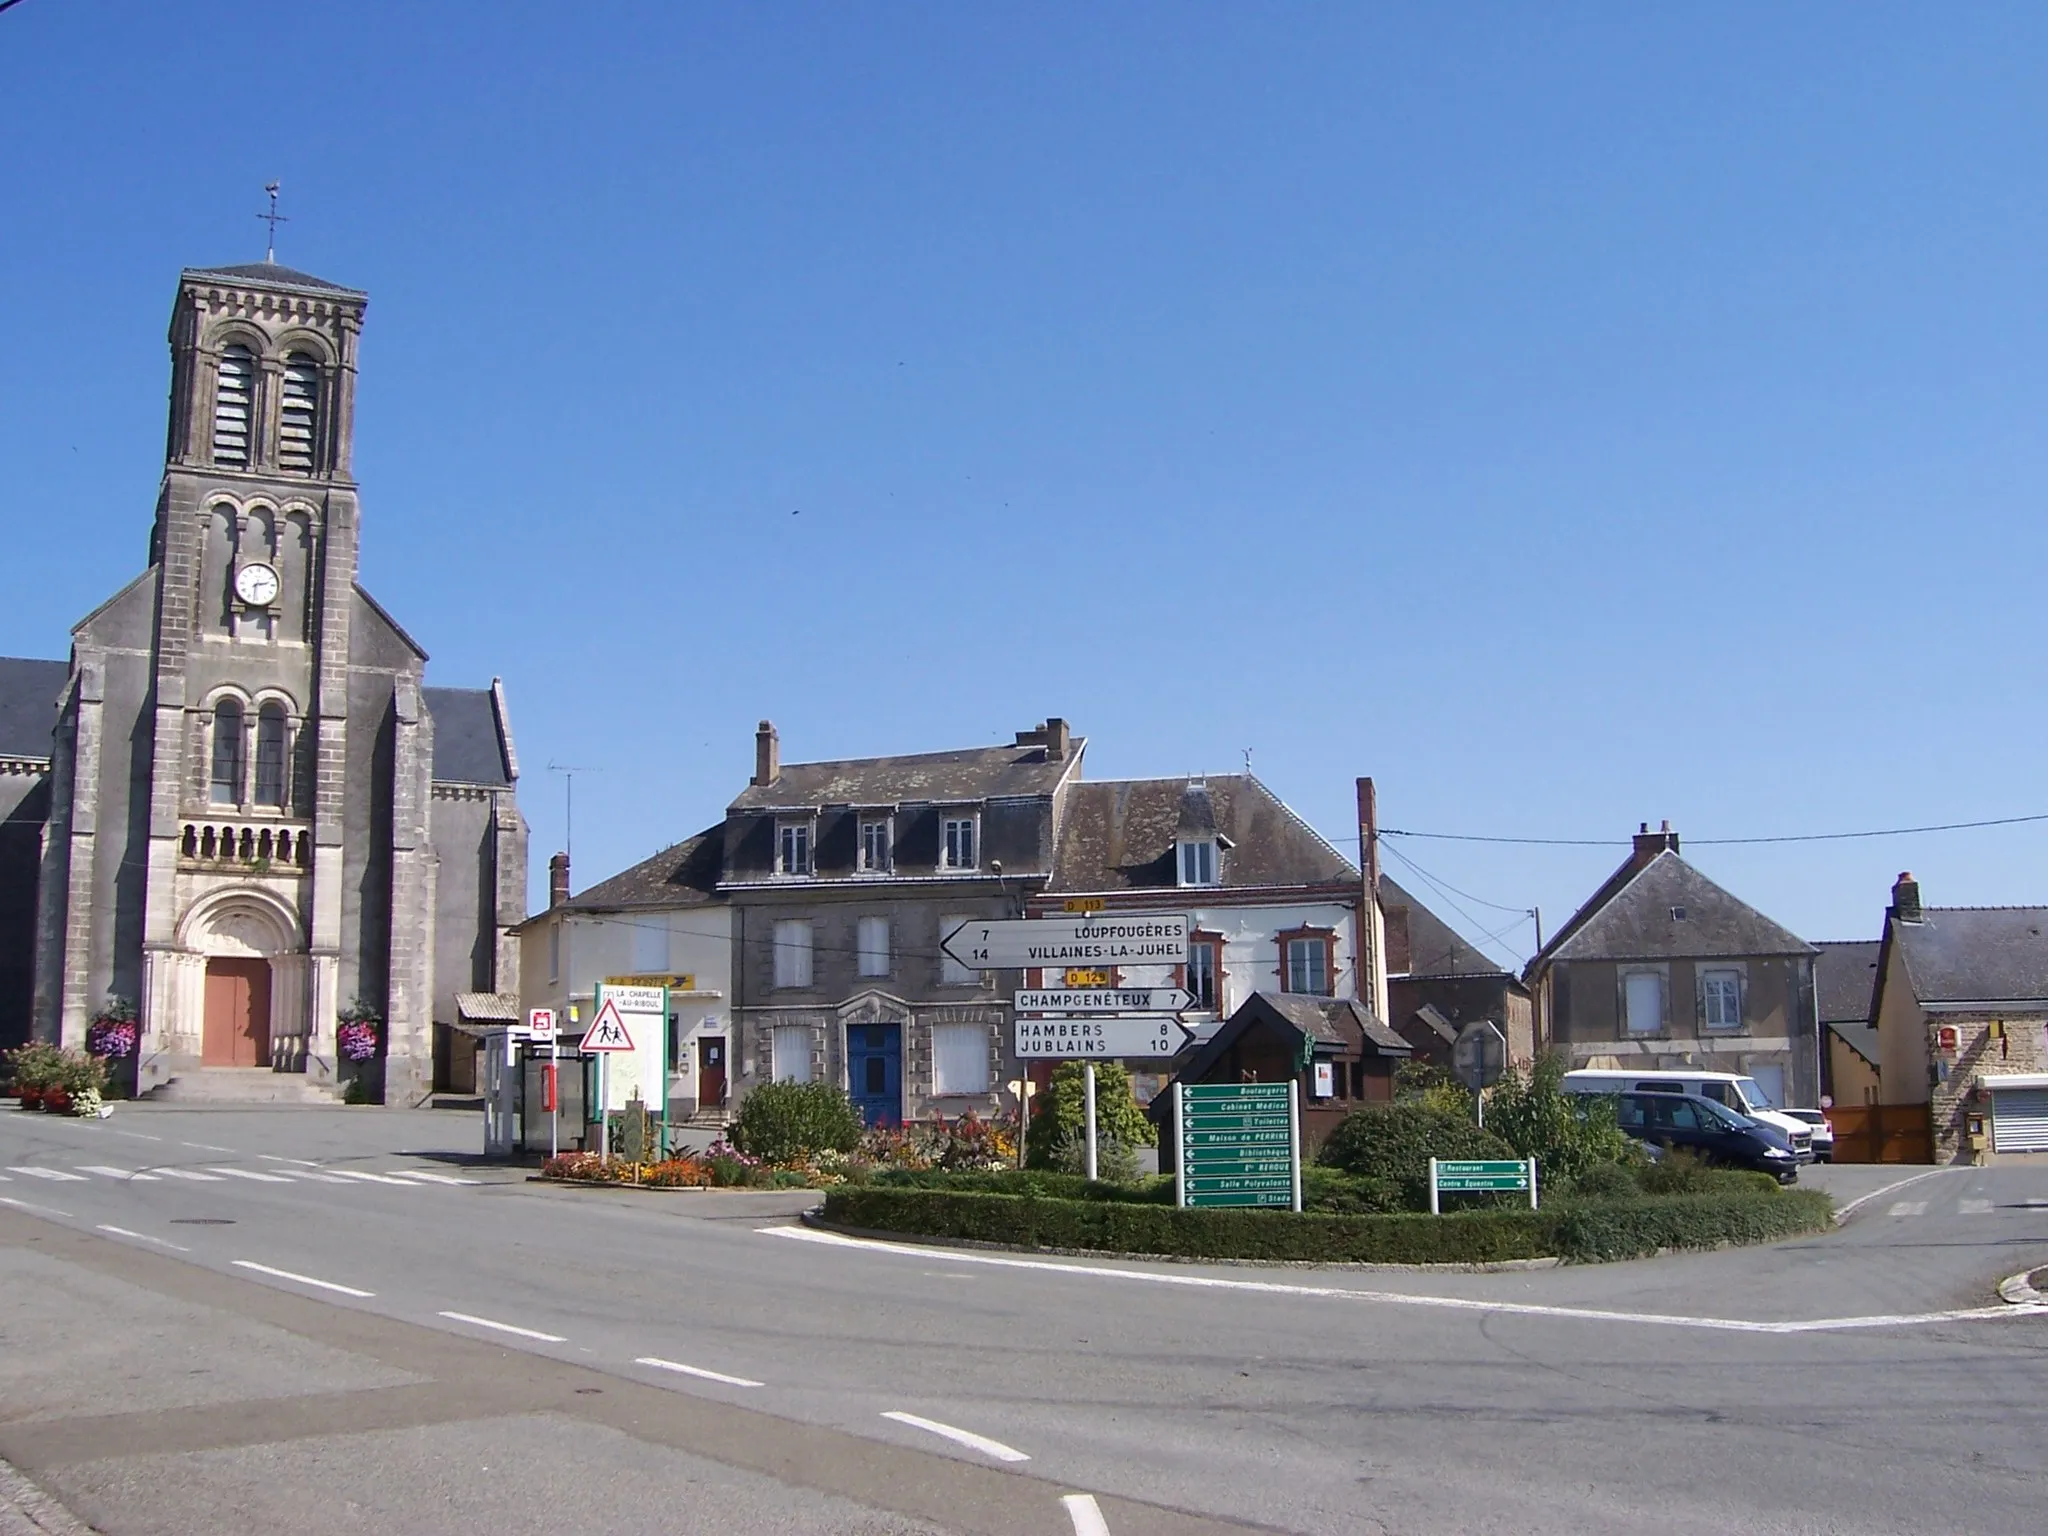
546, 762, 602, 866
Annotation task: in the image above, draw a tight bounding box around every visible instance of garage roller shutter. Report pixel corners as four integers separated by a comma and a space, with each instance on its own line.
1991, 1088, 2048, 1153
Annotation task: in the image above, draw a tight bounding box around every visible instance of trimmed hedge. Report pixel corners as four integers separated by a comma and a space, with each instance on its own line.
824, 1188, 1554, 1264
821, 1184, 1834, 1266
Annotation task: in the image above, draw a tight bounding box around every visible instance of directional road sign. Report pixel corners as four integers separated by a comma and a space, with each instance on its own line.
1428, 1156, 1538, 1213
577, 998, 636, 1053
1176, 1082, 1300, 1210
942, 915, 1189, 970
1014, 988, 1194, 1013
1451, 1018, 1508, 1092
1014, 1015, 1195, 1058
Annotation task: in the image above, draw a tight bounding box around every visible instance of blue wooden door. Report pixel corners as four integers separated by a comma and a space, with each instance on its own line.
848, 1024, 902, 1127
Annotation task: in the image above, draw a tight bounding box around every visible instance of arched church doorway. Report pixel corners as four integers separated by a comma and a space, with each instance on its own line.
203, 958, 271, 1066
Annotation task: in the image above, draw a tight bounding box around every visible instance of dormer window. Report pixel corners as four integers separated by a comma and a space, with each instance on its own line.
777, 820, 813, 877
214, 345, 254, 467
859, 817, 893, 873
278, 353, 320, 471
941, 814, 977, 871
1179, 838, 1218, 886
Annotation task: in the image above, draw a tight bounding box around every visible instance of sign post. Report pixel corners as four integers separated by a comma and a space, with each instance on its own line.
1428, 1156, 1538, 1215
527, 1009, 558, 1159
1084, 1064, 1098, 1183
1451, 1019, 1509, 1126
578, 997, 638, 1159
1175, 1081, 1299, 1210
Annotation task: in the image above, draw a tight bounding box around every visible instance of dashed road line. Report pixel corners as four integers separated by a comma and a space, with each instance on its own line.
635, 1356, 764, 1388
1959, 1198, 1993, 1215
1062, 1493, 1112, 1536
0, 1195, 73, 1217
1835, 1166, 1959, 1219
439, 1310, 566, 1343
111, 1131, 164, 1142
208, 1167, 295, 1183
1887, 1200, 1929, 1217
97, 1224, 191, 1252
769, 1225, 2048, 1335
78, 1165, 160, 1181
260, 1156, 325, 1166
231, 1260, 375, 1298
9, 1167, 86, 1181
882, 1411, 1031, 1463
180, 1142, 237, 1153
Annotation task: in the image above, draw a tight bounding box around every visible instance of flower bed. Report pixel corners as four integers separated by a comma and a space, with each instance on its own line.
540, 1151, 712, 1188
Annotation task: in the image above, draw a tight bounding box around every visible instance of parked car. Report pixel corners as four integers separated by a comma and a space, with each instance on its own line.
1606, 1091, 1804, 1183
1782, 1108, 1834, 1162
1562, 1069, 1814, 1160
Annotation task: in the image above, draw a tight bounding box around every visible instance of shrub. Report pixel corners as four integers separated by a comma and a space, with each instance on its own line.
1025, 1062, 1155, 1169
871, 1166, 1178, 1203
1482, 1053, 1635, 1184
6, 1042, 67, 1095
1635, 1150, 1780, 1198
824, 1187, 1553, 1265
1560, 1160, 1643, 1202
1301, 1164, 1403, 1215
1549, 1189, 1832, 1261
1316, 1104, 1515, 1210
731, 1081, 864, 1164
1043, 1127, 1143, 1184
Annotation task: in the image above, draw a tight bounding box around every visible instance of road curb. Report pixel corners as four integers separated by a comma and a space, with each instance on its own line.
0, 1456, 93, 1536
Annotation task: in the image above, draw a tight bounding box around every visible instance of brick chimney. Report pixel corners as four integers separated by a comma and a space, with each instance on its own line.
753, 720, 780, 787
1013, 718, 1071, 761
1633, 819, 1680, 865
548, 851, 570, 908
1892, 870, 1923, 924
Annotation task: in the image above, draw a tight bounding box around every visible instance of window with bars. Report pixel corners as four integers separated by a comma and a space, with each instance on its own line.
859, 818, 892, 873
214, 346, 255, 467
210, 699, 244, 804
941, 815, 977, 870
253, 704, 288, 807
857, 916, 891, 977
278, 354, 319, 471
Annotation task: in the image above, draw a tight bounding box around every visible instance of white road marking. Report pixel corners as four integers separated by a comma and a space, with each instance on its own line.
1062, 1493, 1112, 1536
78, 1165, 160, 1181
112, 1131, 164, 1142
154, 1168, 224, 1182
260, 1156, 325, 1166
0, 1195, 73, 1217
97, 1224, 190, 1252
278, 1170, 356, 1184
1836, 1166, 1960, 1219
1959, 1198, 1994, 1215
231, 1260, 375, 1298
881, 1411, 1031, 1463
9, 1167, 86, 1181
208, 1167, 295, 1183
0, 1172, 10, 1180
329, 1169, 419, 1186
438, 1310, 566, 1342
384, 1170, 481, 1185
767, 1226, 2048, 1335
1887, 1201, 1929, 1217
634, 1356, 764, 1388
181, 1142, 236, 1153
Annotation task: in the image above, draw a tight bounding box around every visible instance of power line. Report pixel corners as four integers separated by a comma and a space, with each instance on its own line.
1378, 811, 2048, 848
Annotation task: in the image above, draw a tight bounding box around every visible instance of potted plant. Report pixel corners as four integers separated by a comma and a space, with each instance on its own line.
85, 994, 140, 1098
337, 999, 384, 1104
6, 1042, 63, 1111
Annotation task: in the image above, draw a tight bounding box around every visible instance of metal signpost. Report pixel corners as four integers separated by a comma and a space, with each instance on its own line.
1427, 1157, 1538, 1214
578, 997, 636, 1158
942, 915, 1190, 971
1174, 1081, 1301, 1211
1451, 1018, 1508, 1125
1014, 1015, 1194, 1059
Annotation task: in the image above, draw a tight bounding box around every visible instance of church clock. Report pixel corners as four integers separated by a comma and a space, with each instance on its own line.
234, 562, 280, 607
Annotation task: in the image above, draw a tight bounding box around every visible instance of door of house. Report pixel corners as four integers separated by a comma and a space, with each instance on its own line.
202, 958, 271, 1068
848, 1023, 902, 1127
697, 1037, 727, 1108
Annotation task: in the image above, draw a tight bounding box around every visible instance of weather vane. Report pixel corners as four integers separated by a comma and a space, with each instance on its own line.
257, 182, 288, 262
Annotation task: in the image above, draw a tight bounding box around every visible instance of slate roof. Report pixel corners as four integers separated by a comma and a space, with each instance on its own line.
1814, 940, 1881, 1025
1405, 1002, 1459, 1045
1544, 851, 1813, 963
423, 687, 512, 787
1829, 1022, 1881, 1068
1382, 873, 1508, 977
184, 261, 364, 296
1257, 993, 1413, 1054
552, 827, 725, 914
1891, 908, 2048, 1006
1047, 775, 1355, 892
0, 656, 69, 761
730, 740, 1082, 811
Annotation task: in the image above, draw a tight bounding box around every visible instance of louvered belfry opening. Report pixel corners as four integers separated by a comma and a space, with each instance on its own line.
214, 345, 255, 467
278, 353, 319, 471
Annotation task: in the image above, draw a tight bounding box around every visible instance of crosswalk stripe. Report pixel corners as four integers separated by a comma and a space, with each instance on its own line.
328, 1169, 419, 1186
1958, 1198, 1994, 1215
384, 1170, 480, 1185
278, 1170, 355, 1184
155, 1168, 225, 1182
78, 1166, 160, 1181
207, 1167, 296, 1183
8, 1167, 86, 1182
1887, 1200, 1929, 1217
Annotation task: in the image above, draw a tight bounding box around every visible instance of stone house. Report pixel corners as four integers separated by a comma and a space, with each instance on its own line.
1869, 872, 2048, 1162
513, 838, 732, 1124
0, 259, 525, 1103
725, 719, 1083, 1127
1525, 822, 1819, 1109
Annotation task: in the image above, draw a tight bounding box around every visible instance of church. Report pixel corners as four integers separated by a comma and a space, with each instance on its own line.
0, 259, 527, 1103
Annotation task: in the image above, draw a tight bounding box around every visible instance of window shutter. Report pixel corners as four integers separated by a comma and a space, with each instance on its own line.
214, 347, 254, 467
279, 355, 319, 471
931, 1023, 989, 1096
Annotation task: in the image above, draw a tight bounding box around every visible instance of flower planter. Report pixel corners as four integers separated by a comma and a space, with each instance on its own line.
43, 1089, 72, 1115
16, 1089, 44, 1112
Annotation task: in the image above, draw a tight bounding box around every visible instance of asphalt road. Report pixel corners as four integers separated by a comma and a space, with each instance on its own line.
4, 1105, 2046, 1535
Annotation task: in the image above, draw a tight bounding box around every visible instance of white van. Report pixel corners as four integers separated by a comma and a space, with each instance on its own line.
1561, 1069, 1813, 1160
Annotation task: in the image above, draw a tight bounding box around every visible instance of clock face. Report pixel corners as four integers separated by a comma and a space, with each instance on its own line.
235, 563, 280, 607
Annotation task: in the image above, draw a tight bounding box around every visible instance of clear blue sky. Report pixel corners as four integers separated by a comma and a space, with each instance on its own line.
5, 3, 2045, 962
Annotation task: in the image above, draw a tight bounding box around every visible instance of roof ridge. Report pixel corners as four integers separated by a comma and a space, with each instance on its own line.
1245, 773, 1360, 881
1922, 904, 2048, 913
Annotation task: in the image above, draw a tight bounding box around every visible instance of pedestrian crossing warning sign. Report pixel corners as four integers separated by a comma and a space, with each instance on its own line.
578, 999, 635, 1053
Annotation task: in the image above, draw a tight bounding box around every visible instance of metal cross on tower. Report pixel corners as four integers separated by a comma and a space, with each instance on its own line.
256, 182, 289, 262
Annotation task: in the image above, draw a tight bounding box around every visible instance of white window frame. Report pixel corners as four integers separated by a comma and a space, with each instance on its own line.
857, 915, 891, 978
777, 820, 814, 878
1701, 969, 1744, 1032
940, 914, 979, 985
931, 1022, 990, 1096
941, 813, 978, 871
1623, 970, 1666, 1035
772, 919, 814, 989
1178, 839, 1218, 887
859, 817, 893, 874
771, 1025, 814, 1084
1186, 940, 1220, 1010
1284, 937, 1331, 996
